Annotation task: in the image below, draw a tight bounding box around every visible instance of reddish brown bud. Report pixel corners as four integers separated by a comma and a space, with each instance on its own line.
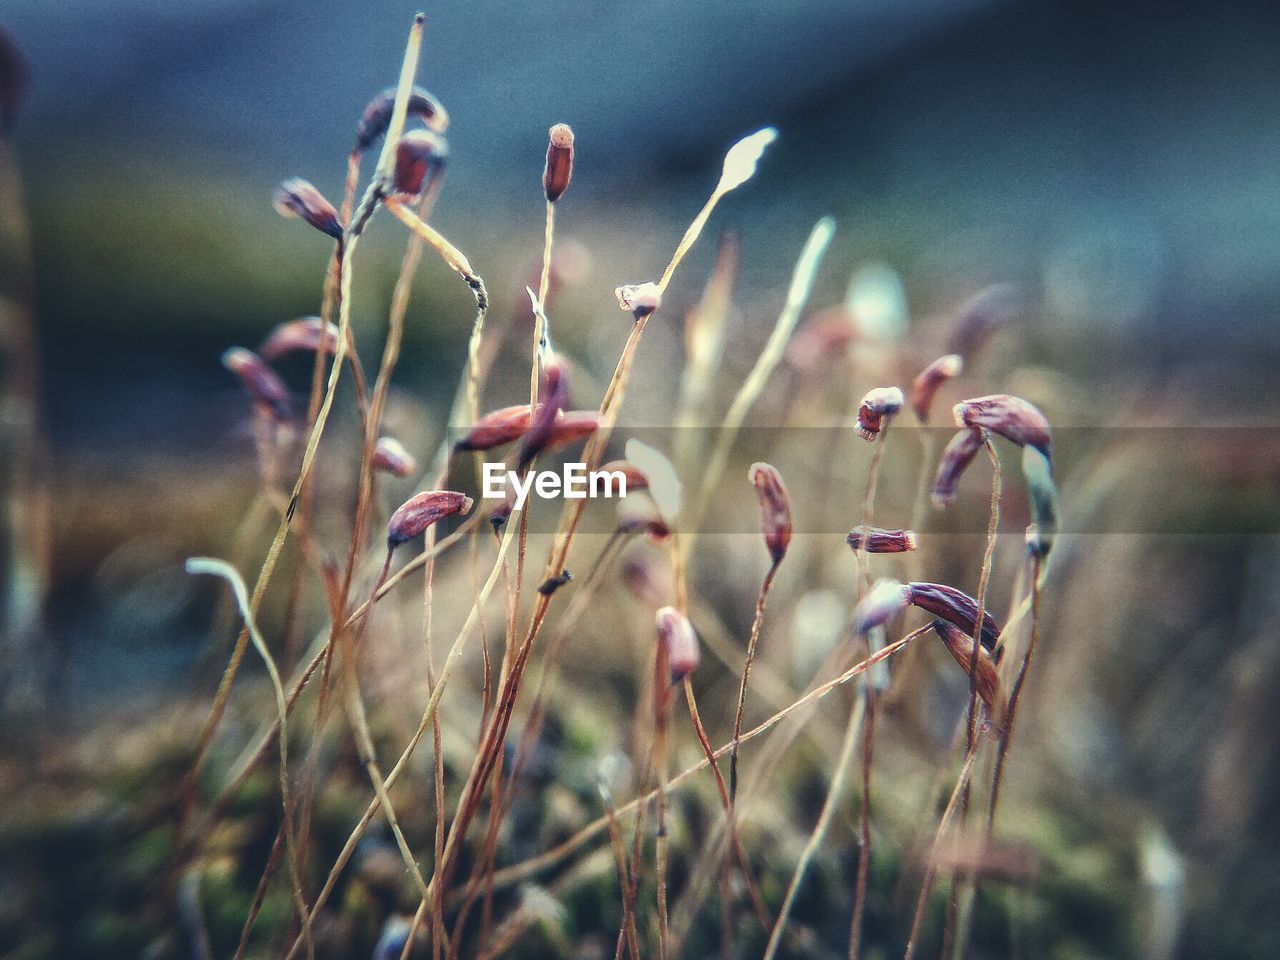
615, 282, 662, 320
373, 437, 417, 478
222, 347, 291, 421
488, 484, 518, 530
272, 178, 342, 240
259, 317, 341, 361
748, 462, 792, 564
456, 404, 532, 452
847, 526, 917, 554
598, 460, 650, 492
932, 619, 1006, 730
392, 129, 448, 197
355, 85, 449, 151
910, 354, 963, 423
656, 606, 700, 684
518, 358, 569, 468
853, 579, 910, 635
856, 386, 904, 441
543, 123, 575, 202
617, 498, 670, 543
932, 427, 984, 508
785, 307, 857, 370
549, 410, 599, 448
953, 394, 1052, 459
947, 283, 1020, 359
387, 491, 473, 550
907, 582, 1001, 651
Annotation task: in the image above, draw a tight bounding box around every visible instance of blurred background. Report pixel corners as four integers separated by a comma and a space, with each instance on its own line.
3, 0, 1280, 957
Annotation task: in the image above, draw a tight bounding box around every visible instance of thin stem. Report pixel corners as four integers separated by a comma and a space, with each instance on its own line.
730, 561, 779, 804
902, 752, 978, 960
486, 631, 919, 894
987, 553, 1044, 831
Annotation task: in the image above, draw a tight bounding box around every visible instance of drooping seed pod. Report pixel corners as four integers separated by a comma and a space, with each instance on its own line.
259, 317, 341, 361
932, 427, 984, 508
932, 619, 1006, 730
373, 437, 417, 478
856, 386, 905, 441
910, 354, 963, 424
786, 307, 858, 370
615, 281, 663, 320
387, 491, 473, 550
517, 357, 569, 468
656, 606, 700, 684
537, 570, 573, 596
625, 439, 682, 522
456, 404, 533, 452
543, 123, 575, 202
617, 498, 671, 544
392, 129, 448, 197
272, 178, 343, 240
1021, 445, 1058, 558
597, 460, 650, 493
546, 410, 599, 449
717, 127, 778, 194
846, 526, 917, 554
954, 394, 1052, 459
488, 484, 518, 531
355, 85, 449, 151
748, 462, 793, 564
947, 283, 1020, 359
907, 582, 1001, 651
222, 347, 291, 421
853, 579, 911, 635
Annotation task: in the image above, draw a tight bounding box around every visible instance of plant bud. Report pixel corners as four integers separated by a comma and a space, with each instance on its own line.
518, 357, 569, 468
259, 317, 341, 361
615, 282, 662, 320
355, 85, 449, 151
387, 491, 473, 550
948, 283, 1020, 360
373, 437, 417, 478
456, 404, 533, 452
847, 526, 917, 553
392, 129, 448, 197
856, 386, 904, 441
718, 127, 778, 193
617, 498, 671, 544
954, 394, 1052, 459
489, 485, 518, 530
748, 462, 792, 564
272, 178, 343, 240
1021, 445, 1057, 558
907, 582, 1001, 651
910, 354, 963, 423
932, 427, 983, 508
598, 460, 650, 492
853, 579, 910, 635
222, 347, 291, 421
786, 308, 857, 369
931, 619, 1006, 730
542, 123, 575, 202
656, 606, 700, 684
547, 410, 599, 449
625, 439, 682, 521
537, 570, 573, 596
